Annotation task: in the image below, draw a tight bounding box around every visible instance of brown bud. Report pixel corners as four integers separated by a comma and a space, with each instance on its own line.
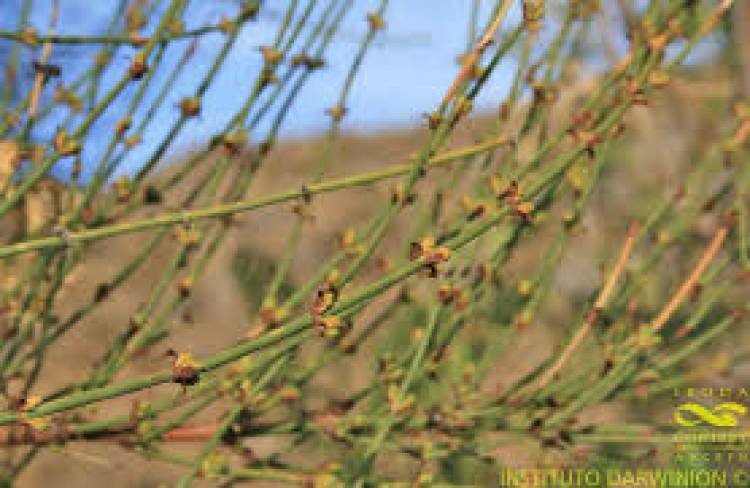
311, 284, 338, 316
53, 129, 81, 157
115, 117, 132, 138
259, 45, 282, 65
174, 97, 199, 121
221, 129, 248, 154
129, 51, 148, 79
424, 111, 442, 130
170, 351, 200, 386
514, 201, 535, 221
326, 105, 347, 122
219, 16, 235, 34
176, 277, 194, 298
367, 12, 385, 31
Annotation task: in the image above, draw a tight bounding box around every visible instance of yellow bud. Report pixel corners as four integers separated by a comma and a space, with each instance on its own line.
174, 352, 200, 369
517, 279, 533, 297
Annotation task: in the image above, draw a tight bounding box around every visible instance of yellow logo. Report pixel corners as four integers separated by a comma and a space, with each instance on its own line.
674, 402, 748, 428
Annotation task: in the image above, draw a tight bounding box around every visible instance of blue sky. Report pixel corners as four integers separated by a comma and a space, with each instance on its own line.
0, 1, 725, 181
0, 1, 529, 179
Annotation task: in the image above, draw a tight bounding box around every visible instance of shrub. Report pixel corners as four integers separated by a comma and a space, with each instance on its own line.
0, 0, 746, 485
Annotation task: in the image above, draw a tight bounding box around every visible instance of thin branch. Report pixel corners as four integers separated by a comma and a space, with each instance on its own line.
0, 136, 512, 259
26, 0, 58, 118
536, 221, 639, 390
441, 0, 513, 108
0, 17, 249, 46
651, 215, 732, 331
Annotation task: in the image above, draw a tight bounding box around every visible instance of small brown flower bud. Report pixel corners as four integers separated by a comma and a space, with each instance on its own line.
176, 277, 194, 298
424, 111, 442, 130
124, 134, 142, 148
54, 129, 81, 156
221, 129, 248, 154
219, 16, 235, 34
461, 195, 486, 220
366, 12, 385, 31
129, 51, 148, 79
514, 201, 535, 221
179, 97, 201, 118
114, 175, 132, 202
311, 284, 338, 316
427, 246, 451, 265
326, 105, 347, 122
409, 237, 435, 261
169, 351, 200, 386
437, 284, 457, 304
173, 224, 201, 249
337, 227, 356, 251
523, 0, 544, 33
115, 117, 132, 138
259, 45, 282, 65
314, 315, 343, 338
